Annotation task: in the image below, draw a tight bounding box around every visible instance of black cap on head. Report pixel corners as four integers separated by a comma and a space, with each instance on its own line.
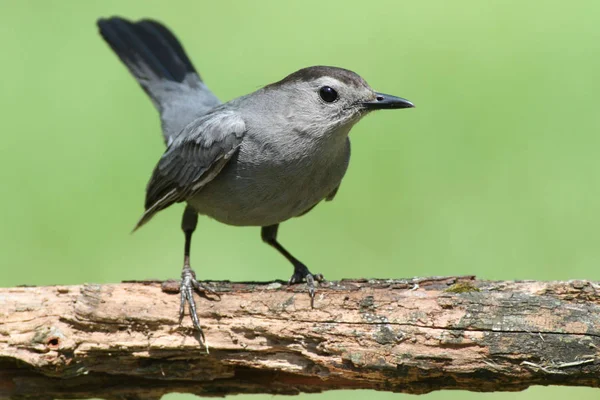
273, 66, 368, 88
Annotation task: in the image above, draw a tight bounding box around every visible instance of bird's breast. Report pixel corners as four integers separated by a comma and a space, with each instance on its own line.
187, 135, 350, 226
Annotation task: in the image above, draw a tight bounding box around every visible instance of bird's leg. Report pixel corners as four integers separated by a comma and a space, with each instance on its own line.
261, 224, 323, 306
179, 206, 216, 341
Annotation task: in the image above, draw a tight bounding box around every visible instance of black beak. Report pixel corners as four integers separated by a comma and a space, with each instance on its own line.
362, 92, 414, 110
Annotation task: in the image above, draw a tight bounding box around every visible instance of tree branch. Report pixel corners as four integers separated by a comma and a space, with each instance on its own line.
2, 276, 600, 399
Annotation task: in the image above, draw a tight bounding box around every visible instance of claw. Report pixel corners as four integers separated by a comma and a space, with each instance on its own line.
179, 265, 206, 344
305, 274, 316, 308
287, 263, 323, 308
305, 274, 315, 296
191, 278, 219, 297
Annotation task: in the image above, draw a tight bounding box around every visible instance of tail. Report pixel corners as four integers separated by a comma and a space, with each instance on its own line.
97, 17, 196, 88
97, 17, 220, 142
98, 17, 221, 231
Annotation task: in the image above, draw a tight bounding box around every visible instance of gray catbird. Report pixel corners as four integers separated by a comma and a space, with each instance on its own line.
97, 17, 414, 340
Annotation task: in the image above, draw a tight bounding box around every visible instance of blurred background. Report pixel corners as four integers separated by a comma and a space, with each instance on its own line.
2, 0, 599, 399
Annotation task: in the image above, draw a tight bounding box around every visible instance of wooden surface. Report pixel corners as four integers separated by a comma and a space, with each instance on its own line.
1, 276, 600, 399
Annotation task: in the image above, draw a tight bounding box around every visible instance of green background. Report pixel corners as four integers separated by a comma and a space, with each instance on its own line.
2, 0, 599, 399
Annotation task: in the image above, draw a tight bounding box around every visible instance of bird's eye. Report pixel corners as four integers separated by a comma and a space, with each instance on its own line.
319, 86, 338, 103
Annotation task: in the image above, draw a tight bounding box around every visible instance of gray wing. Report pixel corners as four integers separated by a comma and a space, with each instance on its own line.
134, 110, 246, 230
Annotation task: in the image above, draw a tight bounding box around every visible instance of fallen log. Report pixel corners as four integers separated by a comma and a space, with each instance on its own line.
1, 276, 599, 399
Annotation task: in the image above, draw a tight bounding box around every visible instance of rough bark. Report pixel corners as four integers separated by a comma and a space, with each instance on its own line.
1, 276, 600, 400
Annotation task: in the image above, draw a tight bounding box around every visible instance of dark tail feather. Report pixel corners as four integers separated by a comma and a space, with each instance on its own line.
97, 17, 196, 85
137, 20, 197, 77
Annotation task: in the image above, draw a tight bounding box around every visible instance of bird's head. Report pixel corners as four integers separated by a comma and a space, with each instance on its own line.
260, 66, 414, 140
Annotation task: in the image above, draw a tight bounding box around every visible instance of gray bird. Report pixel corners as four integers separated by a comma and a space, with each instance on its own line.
97, 17, 414, 340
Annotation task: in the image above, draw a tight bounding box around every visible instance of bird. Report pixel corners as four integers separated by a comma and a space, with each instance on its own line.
97, 16, 414, 341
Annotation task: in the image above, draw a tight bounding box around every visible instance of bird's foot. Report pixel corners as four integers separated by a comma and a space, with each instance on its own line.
179, 264, 217, 345
288, 263, 324, 307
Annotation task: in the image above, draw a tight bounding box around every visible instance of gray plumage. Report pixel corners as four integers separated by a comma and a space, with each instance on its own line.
141, 79, 356, 228
98, 19, 355, 228
98, 17, 413, 340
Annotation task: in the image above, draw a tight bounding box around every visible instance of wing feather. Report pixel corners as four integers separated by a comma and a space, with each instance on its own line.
133, 109, 246, 230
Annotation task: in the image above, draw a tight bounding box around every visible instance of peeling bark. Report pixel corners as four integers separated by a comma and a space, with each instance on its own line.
1, 277, 600, 399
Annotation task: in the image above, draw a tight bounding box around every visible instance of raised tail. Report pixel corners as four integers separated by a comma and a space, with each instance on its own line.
97, 17, 196, 87
97, 17, 220, 142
